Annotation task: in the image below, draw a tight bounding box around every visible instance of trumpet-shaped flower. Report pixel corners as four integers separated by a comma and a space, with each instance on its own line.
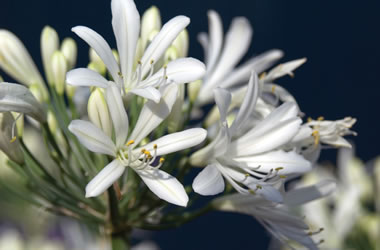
66, 0, 205, 103
191, 73, 311, 202
69, 83, 207, 206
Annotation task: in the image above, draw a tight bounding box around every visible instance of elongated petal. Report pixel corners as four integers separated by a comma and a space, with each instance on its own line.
129, 86, 161, 103
205, 10, 223, 73
129, 84, 178, 146
235, 150, 311, 175
135, 167, 188, 206
232, 117, 302, 156
265, 58, 307, 82
136, 128, 207, 155
85, 159, 125, 197
111, 0, 140, 84
106, 83, 129, 148
72, 26, 120, 83
254, 184, 283, 203
284, 180, 336, 206
141, 58, 206, 87
140, 16, 190, 78
66, 68, 109, 88
229, 72, 258, 136
193, 164, 225, 195
68, 120, 116, 156
214, 88, 231, 122
0, 82, 46, 122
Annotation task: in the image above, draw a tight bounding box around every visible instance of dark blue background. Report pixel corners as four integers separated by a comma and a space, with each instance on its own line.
1, 1, 379, 249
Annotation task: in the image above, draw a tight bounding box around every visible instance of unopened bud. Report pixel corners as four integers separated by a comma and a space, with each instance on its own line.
141, 6, 162, 50
188, 80, 202, 103
29, 84, 45, 103
47, 111, 58, 134
41, 26, 59, 85
88, 88, 113, 137
65, 84, 77, 99
88, 61, 106, 76
164, 46, 179, 64
51, 51, 68, 95
172, 29, 189, 58
61, 37, 77, 69
0, 112, 24, 164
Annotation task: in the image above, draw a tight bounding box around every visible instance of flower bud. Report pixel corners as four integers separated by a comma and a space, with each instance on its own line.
172, 29, 189, 58
29, 83, 45, 103
51, 51, 68, 95
188, 80, 202, 103
164, 46, 179, 64
0, 30, 44, 86
87, 88, 113, 137
87, 61, 106, 76
61, 37, 77, 69
141, 6, 161, 50
65, 84, 77, 99
47, 111, 58, 135
167, 84, 184, 133
41, 26, 59, 85
0, 112, 24, 164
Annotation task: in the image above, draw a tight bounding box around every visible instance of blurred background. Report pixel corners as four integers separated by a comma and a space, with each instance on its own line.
1, 0, 379, 249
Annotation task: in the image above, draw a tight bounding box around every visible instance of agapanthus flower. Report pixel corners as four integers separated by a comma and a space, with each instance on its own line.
66, 0, 205, 103
69, 83, 207, 206
191, 73, 311, 202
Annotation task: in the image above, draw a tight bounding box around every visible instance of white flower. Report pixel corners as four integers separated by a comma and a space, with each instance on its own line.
213, 180, 336, 249
196, 10, 284, 105
69, 83, 207, 206
66, 0, 205, 103
191, 73, 311, 202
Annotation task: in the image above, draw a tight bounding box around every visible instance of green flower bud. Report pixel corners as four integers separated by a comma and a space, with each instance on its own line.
87, 88, 113, 137
51, 51, 68, 95
61, 37, 77, 69
41, 26, 59, 85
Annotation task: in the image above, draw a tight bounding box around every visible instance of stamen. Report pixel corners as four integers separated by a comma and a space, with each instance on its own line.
259, 72, 267, 80
271, 85, 276, 93
275, 167, 284, 171
10, 113, 22, 143
307, 117, 312, 123
312, 130, 320, 146
126, 140, 134, 146
317, 116, 324, 121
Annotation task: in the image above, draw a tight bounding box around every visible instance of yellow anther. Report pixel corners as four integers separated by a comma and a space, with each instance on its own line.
271, 85, 276, 93
317, 116, 324, 121
307, 117, 312, 123
163, 65, 167, 69
118, 72, 123, 78
249, 189, 256, 195
150, 59, 154, 64
141, 148, 146, 153
137, 60, 142, 65
244, 173, 250, 177
279, 175, 287, 179
126, 140, 134, 146
10, 136, 16, 143
159, 157, 165, 163
275, 167, 284, 171
153, 144, 157, 149
256, 185, 262, 189
259, 72, 267, 80
312, 130, 320, 146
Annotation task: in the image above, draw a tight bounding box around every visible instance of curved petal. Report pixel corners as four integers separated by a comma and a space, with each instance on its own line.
192, 164, 225, 195
106, 83, 129, 148
141, 58, 206, 87
135, 128, 207, 155
214, 87, 231, 122
135, 167, 189, 207
72, 26, 120, 83
129, 86, 161, 103
255, 184, 283, 203
205, 10, 223, 73
235, 150, 312, 176
68, 120, 116, 156
66, 68, 109, 88
265, 58, 307, 82
111, 0, 140, 84
140, 16, 190, 78
229, 72, 258, 136
129, 84, 177, 146
85, 159, 125, 197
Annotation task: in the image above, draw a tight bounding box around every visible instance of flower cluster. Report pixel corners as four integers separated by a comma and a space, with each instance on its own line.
0, 0, 356, 249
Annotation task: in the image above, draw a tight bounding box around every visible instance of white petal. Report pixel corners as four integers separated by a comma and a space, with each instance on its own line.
255, 184, 283, 203
235, 150, 311, 176
135, 128, 207, 155
265, 58, 307, 82
66, 68, 109, 88
205, 10, 223, 73
68, 120, 116, 156
72, 26, 120, 83
197, 32, 209, 63
135, 167, 189, 206
129, 84, 178, 146
0, 82, 46, 122
219, 49, 284, 89
284, 180, 336, 206
214, 88, 231, 122
232, 117, 301, 156
200, 17, 252, 97
85, 159, 125, 197
140, 16, 190, 78
229, 72, 258, 136
141, 58, 206, 87
111, 0, 140, 84
106, 83, 129, 148
193, 164, 225, 195
129, 86, 161, 103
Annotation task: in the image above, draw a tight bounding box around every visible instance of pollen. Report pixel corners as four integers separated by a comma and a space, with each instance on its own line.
153, 144, 157, 149
279, 175, 287, 179
159, 157, 165, 163
150, 59, 155, 64
126, 140, 134, 146
137, 60, 142, 65
275, 167, 284, 171
10, 136, 16, 143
